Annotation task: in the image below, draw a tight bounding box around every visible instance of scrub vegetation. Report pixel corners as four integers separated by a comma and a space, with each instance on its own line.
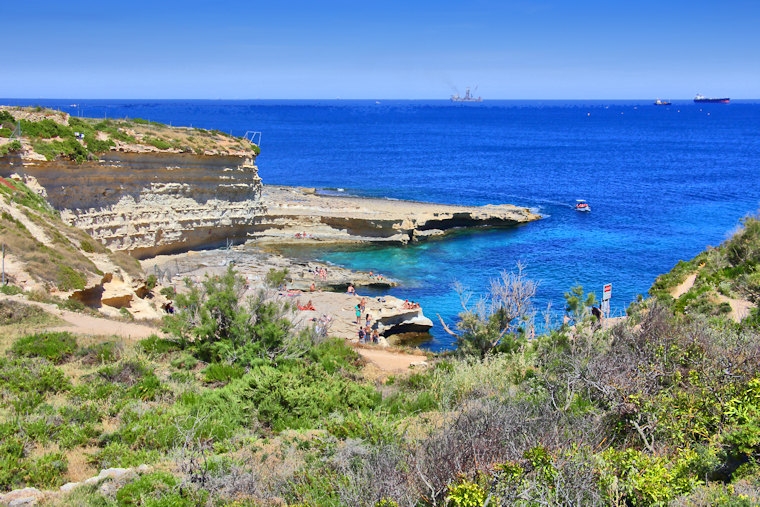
0, 177, 142, 292
0, 106, 258, 163
3, 211, 760, 504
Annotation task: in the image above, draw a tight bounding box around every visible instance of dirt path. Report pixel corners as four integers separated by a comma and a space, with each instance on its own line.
668, 272, 755, 322
717, 294, 755, 322
670, 273, 698, 299
3, 293, 161, 342
3, 293, 428, 373
354, 346, 428, 374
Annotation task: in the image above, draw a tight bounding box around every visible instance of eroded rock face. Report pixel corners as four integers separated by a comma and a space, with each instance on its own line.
5, 153, 264, 259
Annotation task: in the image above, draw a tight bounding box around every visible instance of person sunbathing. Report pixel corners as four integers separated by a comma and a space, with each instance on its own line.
298, 300, 316, 311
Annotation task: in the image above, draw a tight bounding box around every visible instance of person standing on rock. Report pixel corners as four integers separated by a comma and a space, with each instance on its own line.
355, 304, 362, 324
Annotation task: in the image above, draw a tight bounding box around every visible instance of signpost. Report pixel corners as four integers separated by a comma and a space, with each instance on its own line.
601, 283, 612, 317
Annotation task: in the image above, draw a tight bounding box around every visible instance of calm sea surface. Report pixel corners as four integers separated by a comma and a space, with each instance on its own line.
5, 98, 760, 351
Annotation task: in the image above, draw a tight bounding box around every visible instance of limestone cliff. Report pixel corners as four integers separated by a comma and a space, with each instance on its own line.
1, 152, 264, 259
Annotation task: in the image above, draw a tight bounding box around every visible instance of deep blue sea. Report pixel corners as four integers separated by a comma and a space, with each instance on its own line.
4, 98, 760, 351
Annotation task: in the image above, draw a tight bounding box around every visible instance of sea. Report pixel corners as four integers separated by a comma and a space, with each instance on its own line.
4, 98, 760, 351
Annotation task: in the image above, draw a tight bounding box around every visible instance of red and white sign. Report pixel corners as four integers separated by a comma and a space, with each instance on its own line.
602, 283, 612, 301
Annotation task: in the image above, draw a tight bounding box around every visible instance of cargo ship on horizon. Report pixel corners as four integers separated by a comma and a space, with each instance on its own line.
694, 94, 730, 104
451, 87, 482, 103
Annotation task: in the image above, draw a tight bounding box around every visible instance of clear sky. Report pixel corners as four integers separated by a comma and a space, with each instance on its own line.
2, 0, 758, 99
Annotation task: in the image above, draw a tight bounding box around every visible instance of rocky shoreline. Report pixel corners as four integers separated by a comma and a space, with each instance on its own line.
255, 185, 541, 245
138, 187, 540, 345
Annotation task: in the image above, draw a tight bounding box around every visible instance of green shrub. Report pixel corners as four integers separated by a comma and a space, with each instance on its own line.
324, 410, 402, 445
308, 337, 361, 373
115, 470, 205, 506
11, 331, 78, 363
202, 362, 245, 384
446, 479, 487, 507
32, 138, 88, 163
127, 372, 166, 401
19, 118, 73, 139
265, 268, 288, 288
57, 265, 87, 290
146, 274, 158, 290
144, 136, 172, 150
0, 140, 22, 156
159, 286, 175, 299
89, 442, 160, 470
0, 357, 71, 413
0, 284, 23, 295
98, 359, 150, 385
84, 137, 115, 153
0, 127, 11, 138
0, 110, 15, 123
80, 239, 95, 253
58, 298, 87, 312
170, 354, 198, 370
232, 362, 381, 431
139, 335, 182, 355
78, 341, 122, 364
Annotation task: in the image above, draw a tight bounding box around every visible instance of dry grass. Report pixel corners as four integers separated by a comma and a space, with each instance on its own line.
65, 446, 100, 483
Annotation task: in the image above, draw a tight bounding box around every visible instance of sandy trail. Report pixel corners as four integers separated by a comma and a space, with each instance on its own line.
2, 293, 428, 373
3, 294, 159, 342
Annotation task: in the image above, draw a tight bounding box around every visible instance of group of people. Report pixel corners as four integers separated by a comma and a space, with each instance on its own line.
313, 267, 328, 280
402, 299, 420, 310
358, 325, 380, 344
354, 297, 368, 322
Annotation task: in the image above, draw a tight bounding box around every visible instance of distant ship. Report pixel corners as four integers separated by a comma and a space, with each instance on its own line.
654, 99, 672, 106
694, 94, 730, 104
451, 87, 482, 103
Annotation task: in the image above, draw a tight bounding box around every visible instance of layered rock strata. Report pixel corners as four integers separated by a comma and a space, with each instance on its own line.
255, 186, 541, 244
2, 152, 264, 259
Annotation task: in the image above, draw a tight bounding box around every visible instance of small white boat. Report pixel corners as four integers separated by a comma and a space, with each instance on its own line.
575, 199, 591, 212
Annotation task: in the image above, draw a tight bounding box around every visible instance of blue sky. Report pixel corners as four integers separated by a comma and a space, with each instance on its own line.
2, 0, 758, 99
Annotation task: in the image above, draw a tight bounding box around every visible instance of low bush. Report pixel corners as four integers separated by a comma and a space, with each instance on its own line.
88, 441, 161, 470
127, 371, 166, 401
0, 110, 15, 123
144, 136, 172, 150
231, 362, 381, 432
116, 470, 206, 506
10, 331, 78, 363
78, 341, 122, 365
80, 239, 95, 253
19, 118, 72, 139
203, 362, 245, 384
139, 335, 182, 355
0, 140, 22, 155
0, 283, 22, 295
308, 337, 361, 373
57, 265, 87, 291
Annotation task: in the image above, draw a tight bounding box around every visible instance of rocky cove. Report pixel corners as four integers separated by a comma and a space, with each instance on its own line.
1, 145, 540, 342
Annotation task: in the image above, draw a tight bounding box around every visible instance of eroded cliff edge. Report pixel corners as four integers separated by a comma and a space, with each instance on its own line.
2, 152, 265, 259
1, 151, 540, 259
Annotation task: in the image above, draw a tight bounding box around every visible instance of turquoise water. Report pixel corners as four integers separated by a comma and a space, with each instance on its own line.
4, 98, 760, 350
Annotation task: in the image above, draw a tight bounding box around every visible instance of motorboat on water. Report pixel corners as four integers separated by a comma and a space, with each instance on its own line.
654, 99, 671, 106
575, 199, 591, 212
